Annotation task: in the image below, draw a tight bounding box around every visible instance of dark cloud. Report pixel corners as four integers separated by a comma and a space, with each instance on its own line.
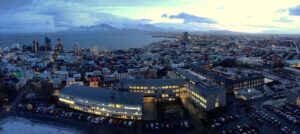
161, 12, 217, 24
289, 5, 300, 16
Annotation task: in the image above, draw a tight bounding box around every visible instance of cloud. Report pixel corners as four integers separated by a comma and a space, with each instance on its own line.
273, 17, 293, 23
0, 0, 300, 33
161, 13, 168, 18
289, 5, 300, 16
0, 0, 156, 33
162, 12, 216, 24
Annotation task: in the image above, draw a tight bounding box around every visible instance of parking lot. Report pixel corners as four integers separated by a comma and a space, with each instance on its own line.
17, 102, 195, 134
203, 94, 300, 134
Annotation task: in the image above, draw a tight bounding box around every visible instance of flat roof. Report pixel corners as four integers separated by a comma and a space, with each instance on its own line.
283, 67, 300, 74
290, 87, 300, 95
287, 60, 300, 64
60, 84, 143, 106
236, 88, 262, 95
119, 78, 186, 86
191, 81, 224, 96
175, 69, 206, 83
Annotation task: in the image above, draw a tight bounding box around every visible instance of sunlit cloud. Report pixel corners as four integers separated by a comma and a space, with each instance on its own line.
0, 0, 300, 33
161, 12, 217, 24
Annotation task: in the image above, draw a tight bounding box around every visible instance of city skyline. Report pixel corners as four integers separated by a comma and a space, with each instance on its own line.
1, 0, 300, 34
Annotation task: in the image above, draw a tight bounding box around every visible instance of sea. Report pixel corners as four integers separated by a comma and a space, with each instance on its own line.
0, 31, 171, 50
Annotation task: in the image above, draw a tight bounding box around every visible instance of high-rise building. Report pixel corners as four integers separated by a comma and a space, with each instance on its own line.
92, 45, 98, 56
56, 38, 63, 52
44, 36, 51, 51
183, 32, 189, 42
32, 41, 39, 53
181, 32, 189, 48
74, 43, 80, 54
53, 38, 64, 60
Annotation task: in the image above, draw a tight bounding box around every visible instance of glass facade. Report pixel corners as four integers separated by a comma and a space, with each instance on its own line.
59, 94, 142, 120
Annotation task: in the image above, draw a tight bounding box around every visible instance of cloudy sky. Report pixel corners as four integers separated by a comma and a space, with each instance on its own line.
1, 0, 300, 33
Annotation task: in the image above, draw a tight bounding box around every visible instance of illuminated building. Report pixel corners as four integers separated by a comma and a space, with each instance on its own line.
287, 87, 300, 107
59, 84, 143, 120
286, 60, 300, 69
119, 78, 187, 101
190, 63, 264, 93
89, 77, 100, 87
188, 79, 226, 111
175, 68, 226, 111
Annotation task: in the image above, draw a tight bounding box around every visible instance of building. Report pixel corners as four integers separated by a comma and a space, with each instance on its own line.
286, 60, 300, 68
89, 77, 100, 87
287, 87, 300, 107
282, 67, 300, 80
53, 38, 63, 60
56, 38, 63, 52
85, 71, 101, 80
66, 77, 83, 87
190, 63, 264, 93
32, 41, 39, 53
59, 84, 143, 120
181, 32, 189, 47
188, 79, 226, 111
175, 68, 206, 84
73, 73, 81, 81
53, 71, 68, 82
119, 78, 187, 101
44, 36, 51, 51
175, 68, 226, 111
234, 88, 263, 101
74, 43, 80, 54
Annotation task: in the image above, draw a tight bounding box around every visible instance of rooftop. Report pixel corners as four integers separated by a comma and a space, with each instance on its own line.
286, 60, 300, 64
289, 87, 300, 95
175, 68, 206, 84
60, 84, 143, 106
119, 78, 186, 86
192, 80, 224, 95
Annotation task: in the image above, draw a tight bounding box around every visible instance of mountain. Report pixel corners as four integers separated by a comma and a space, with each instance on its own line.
68, 23, 179, 32
69, 23, 118, 32
205, 30, 247, 35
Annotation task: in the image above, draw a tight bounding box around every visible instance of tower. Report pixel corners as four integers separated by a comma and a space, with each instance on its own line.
181, 32, 189, 49
53, 38, 63, 60
44, 37, 51, 51
92, 45, 98, 56
182, 32, 189, 43
74, 43, 80, 54
32, 41, 39, 53
56, 38, 63, 53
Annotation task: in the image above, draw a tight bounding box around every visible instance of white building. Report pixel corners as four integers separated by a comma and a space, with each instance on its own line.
59, 85, 143, 120
66, 77, 83, 87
